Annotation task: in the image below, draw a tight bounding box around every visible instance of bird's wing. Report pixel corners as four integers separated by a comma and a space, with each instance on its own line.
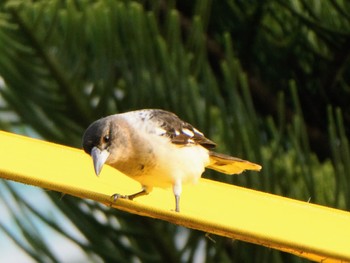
136, 109, 217, 149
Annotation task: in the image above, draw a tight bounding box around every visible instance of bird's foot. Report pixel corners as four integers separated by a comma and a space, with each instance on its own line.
111, 189, 148, 204
111, 193, 131, 202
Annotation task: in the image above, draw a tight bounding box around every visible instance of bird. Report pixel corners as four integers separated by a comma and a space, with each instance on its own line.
82, 109, 262, 212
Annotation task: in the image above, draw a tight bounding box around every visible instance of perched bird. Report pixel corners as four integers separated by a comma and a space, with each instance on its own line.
82, 109, 261, 212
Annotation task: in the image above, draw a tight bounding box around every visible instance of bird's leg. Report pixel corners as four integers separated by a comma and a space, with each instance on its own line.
173, 180, 182, 212
111, 187, 149, 201
175, 195, 180, 213
127, 189, 149, 200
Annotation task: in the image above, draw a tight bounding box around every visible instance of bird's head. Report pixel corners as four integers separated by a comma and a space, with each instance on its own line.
83, 115, 132, 176
82, 117, 114, 176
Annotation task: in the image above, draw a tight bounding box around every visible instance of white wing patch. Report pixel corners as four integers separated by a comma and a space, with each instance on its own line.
182, 128, 194, 137
154, 127, 167, 136
192, 127, 204, 136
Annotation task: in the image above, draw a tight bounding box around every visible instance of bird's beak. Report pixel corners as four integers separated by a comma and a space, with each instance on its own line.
91, 147, 110, 176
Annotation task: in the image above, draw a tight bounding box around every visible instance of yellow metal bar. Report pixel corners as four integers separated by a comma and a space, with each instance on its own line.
0, 130, 349, 262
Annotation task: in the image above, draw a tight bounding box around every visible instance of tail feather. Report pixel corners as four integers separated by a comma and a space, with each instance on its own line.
207, 151, 262, 175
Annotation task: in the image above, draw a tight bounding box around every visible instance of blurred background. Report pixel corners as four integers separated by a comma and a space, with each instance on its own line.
0, 0, 349, 262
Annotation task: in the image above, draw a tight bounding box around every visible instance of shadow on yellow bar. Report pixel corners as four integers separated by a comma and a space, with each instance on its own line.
0, 131, 349, 262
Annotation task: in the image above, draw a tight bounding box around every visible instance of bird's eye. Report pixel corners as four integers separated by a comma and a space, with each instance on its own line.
103, 135, 110, 143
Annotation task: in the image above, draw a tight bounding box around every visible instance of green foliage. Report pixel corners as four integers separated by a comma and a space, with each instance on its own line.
0, 0, 349, 262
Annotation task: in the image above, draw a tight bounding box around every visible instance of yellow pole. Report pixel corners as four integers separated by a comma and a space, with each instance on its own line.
0, 130, 349, 262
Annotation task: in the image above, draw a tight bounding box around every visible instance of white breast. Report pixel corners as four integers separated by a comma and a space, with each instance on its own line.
134, 133, 210, 189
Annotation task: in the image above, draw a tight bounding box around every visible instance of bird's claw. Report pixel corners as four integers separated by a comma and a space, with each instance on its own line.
111, 193, 129, 202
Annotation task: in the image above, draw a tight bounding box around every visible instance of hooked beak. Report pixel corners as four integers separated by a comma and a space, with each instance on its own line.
91, 147, 110, 176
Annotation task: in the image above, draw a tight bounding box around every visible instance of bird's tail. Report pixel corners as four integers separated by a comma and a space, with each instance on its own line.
207, 151, 262, 175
